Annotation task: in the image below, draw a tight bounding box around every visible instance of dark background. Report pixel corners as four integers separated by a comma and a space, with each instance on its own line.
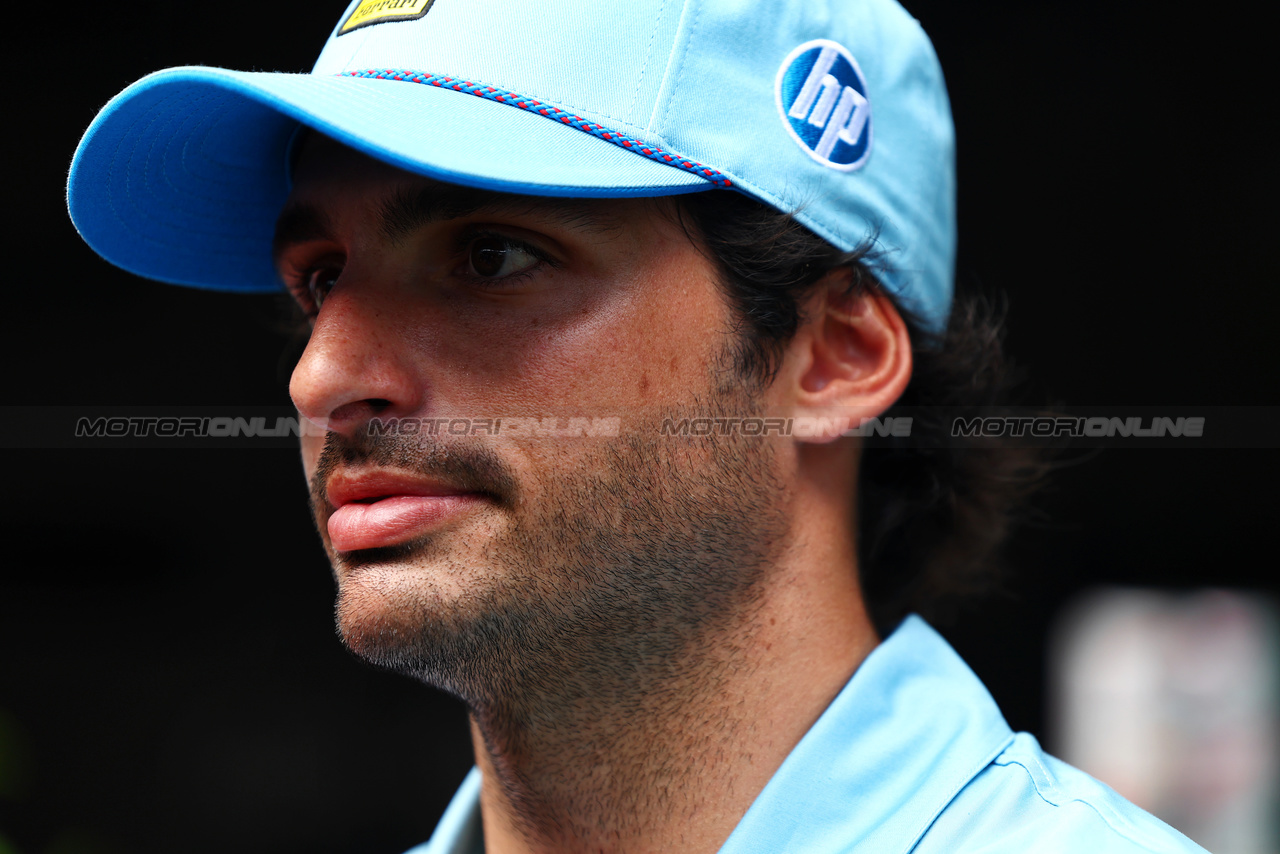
2, 2, 1275, 853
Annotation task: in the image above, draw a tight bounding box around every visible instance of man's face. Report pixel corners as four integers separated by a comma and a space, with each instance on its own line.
278, 136, 794, 706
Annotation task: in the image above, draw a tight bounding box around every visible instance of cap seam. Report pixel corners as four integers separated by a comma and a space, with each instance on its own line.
623, 0, 672, 123
654, 0, 704, 137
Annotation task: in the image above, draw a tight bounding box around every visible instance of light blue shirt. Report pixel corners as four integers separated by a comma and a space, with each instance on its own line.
408, 615, 1207, 853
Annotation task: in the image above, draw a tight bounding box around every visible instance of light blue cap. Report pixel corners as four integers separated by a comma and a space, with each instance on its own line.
67, 0, 955, 331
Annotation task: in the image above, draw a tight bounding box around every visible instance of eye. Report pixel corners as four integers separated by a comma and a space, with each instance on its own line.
303, 265, 342, 311
467, 235, 540, 279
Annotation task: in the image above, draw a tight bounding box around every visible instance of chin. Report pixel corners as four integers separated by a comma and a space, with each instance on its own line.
334, 576, 442, 668
329, 551, 499, 676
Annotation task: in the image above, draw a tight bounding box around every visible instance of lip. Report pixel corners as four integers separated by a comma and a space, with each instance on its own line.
324, 469, 486, 552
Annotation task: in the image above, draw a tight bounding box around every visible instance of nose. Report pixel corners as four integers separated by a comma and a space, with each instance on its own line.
289, 277, 426, 437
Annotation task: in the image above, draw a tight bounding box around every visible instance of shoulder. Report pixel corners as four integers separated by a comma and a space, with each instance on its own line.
916, 732, 1208, 854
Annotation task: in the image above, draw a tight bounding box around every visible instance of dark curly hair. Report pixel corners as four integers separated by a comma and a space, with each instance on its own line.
673, 190, 1053, 636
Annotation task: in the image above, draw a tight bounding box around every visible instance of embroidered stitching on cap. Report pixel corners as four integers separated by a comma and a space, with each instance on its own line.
775, 40, 873, 171
339, 69, 733, 188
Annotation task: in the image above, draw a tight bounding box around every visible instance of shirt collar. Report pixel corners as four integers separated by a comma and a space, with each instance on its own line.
414, 615, 1014, 854
409, 767, 483, 854
718, 615, 1015, 854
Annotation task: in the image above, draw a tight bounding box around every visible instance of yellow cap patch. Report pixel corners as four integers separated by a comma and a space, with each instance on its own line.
338, 0, 436, 36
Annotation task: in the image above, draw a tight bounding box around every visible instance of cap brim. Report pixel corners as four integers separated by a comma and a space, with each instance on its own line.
67, 67, 711, 293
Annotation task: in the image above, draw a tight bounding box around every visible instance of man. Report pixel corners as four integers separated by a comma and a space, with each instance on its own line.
67, 0, 1208, 851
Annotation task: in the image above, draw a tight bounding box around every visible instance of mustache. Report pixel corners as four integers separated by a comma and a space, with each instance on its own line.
309, 428, 520, 512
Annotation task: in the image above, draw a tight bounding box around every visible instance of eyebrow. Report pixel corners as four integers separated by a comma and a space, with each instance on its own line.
378, 184, 624, 245
272, 180, 624, 267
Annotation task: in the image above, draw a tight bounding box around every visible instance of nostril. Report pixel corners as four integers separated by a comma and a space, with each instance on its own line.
324, 398, 398, 430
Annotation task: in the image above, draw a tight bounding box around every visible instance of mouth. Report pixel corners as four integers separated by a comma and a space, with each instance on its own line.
324, 469, 488, 553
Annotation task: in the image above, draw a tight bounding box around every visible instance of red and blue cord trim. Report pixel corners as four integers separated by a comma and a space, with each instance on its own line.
339, 69, 733, 189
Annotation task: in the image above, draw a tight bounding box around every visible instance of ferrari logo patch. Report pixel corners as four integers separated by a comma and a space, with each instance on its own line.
338, 0, 436, 36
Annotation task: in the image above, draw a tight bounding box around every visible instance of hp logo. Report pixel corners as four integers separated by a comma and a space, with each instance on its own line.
776, 39, 872, 170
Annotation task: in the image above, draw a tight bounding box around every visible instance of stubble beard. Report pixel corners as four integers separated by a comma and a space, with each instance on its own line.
315, 381, 791, 721
313, 375, 794, 844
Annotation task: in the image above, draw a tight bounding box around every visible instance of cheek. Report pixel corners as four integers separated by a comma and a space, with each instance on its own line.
461, 264, 729, 413
597, 265, 730, 404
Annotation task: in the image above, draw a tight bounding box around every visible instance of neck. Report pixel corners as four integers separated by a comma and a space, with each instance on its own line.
469, 479, 877, 854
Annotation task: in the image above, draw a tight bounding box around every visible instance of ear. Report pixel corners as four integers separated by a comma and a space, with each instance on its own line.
786, 270, 913, 443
